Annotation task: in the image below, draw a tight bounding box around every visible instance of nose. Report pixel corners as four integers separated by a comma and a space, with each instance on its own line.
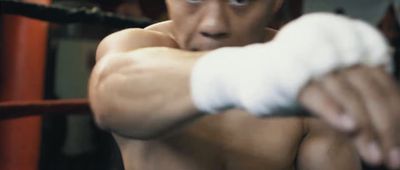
198, 4, 230, 39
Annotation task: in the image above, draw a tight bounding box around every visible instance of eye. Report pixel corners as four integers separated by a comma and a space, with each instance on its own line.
228, 0, 249, 7
186, 0, 203, 4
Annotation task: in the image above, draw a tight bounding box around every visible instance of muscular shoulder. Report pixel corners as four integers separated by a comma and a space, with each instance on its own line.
145, 20, 175, 38
96, 23, 178, 61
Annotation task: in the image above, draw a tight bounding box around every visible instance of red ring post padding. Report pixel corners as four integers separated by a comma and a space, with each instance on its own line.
0, 0, 50, 169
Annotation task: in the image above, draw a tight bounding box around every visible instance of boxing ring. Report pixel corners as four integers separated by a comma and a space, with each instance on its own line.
0, 0, 152, 119
0, 1, 152, 170
0, 0, 398, 170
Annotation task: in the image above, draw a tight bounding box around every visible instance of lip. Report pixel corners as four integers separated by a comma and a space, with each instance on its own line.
191, 43, 227, 51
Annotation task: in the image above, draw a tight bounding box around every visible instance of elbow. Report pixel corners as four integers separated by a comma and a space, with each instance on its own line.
90, 101, 110, 131
88, 72, 164, 140
88, 58, 118, 131
88, 82, 113, 131
88, 53, 176, 140
89, 82, 125, 134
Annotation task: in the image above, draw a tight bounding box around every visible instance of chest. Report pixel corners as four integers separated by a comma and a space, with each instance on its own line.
156, 110, 305, 170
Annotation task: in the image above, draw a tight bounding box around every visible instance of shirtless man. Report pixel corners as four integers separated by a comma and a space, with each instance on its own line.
89, 0, 400, 169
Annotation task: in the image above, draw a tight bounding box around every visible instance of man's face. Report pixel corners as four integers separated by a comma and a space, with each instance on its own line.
166, 0, 283, 51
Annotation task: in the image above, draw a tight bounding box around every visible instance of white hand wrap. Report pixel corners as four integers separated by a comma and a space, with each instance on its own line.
191, 13, 392, 116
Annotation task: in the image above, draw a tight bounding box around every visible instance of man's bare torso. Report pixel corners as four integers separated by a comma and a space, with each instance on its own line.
115, 110, 305, 170
112, 21, 338, 170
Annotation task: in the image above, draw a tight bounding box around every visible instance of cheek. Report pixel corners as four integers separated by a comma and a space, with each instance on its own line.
230, 12, 271, 43
234, 26, 266, 44
168, 5, 202, 49
170, 15, 199, 49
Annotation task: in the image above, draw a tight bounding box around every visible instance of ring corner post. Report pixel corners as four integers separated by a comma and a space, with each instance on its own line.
0, 0, 51, 170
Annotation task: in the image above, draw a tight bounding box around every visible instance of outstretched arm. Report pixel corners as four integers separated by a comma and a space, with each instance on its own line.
89, 28, 207, 139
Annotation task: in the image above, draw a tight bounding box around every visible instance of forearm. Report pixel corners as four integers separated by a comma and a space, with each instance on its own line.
89, 47, 206, 139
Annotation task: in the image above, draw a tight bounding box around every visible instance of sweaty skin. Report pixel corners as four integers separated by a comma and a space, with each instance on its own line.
88, 0, 382, 169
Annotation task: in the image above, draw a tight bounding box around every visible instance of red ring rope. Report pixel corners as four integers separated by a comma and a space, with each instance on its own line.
0, 99, 91, 120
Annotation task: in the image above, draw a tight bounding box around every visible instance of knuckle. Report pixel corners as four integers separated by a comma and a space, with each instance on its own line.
342, 93, 364, 113
334, 74, 361, 101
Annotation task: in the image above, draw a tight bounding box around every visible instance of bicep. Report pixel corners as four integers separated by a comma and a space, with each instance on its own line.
96, 28, 179, 61
297, 119, 361, 170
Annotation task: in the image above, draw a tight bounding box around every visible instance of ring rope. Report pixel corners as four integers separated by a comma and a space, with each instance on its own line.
0, 0, 153, 28
0, 99, 91, 120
